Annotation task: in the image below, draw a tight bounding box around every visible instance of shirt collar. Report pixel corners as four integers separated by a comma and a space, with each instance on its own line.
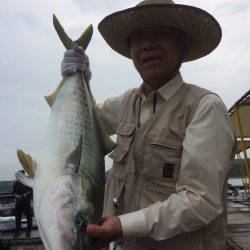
136, 72, 184, 101
157, 73, 184, 100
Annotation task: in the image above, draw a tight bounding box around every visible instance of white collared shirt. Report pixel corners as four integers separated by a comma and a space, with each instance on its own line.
137, 73, 184, 125
97, 73, 235, 240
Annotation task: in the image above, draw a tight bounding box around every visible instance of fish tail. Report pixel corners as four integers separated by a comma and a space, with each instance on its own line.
53, 14, 93, 50
53, 15, 73, 49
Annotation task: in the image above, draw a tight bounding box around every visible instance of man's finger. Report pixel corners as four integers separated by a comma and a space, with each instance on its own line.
100, 216, 111, 224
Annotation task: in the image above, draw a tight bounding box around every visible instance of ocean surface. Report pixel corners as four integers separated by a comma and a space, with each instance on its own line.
228, 178, 244, 186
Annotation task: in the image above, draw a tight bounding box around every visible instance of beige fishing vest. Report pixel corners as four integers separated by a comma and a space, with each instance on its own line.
104, 83, 227, 250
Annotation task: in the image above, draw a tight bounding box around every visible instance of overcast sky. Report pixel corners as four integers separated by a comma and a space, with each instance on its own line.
0, 0, 249, 181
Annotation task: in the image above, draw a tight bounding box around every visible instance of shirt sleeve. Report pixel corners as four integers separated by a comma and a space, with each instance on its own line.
119, 93, 235, 240
96, 89, 134, 135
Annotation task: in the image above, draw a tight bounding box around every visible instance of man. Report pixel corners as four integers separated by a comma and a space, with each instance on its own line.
61, 1, 235, 249
13, 170, 33, 238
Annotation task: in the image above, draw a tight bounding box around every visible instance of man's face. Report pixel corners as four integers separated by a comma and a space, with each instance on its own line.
130, 26, 182, 87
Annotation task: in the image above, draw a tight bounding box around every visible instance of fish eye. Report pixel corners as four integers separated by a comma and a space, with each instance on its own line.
75, 218, 83, 227
74, 212, 87, 228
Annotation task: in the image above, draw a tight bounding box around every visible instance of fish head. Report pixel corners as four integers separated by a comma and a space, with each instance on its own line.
73, 209, 95, 249
37, 175, 89, 249
72, 182, 96, 249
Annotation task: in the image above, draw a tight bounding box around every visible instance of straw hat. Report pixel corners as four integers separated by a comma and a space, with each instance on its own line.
98, 0, 222, 62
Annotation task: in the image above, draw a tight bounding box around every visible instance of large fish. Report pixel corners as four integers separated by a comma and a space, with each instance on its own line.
16, 15, 115, 250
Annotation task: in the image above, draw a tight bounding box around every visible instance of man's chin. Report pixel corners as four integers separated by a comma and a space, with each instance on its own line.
141, 71, 166, 83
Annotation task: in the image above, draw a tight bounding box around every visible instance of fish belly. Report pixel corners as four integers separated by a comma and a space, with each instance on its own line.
37, 175, 83, 250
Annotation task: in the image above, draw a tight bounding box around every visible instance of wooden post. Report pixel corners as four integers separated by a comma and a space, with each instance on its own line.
235, 105, 250, 190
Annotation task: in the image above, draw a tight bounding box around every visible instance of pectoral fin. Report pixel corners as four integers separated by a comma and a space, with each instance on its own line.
65, 136, 83, 173
15, 171, 33, 188
102, 130, 117, 155
16, 149, 36, 178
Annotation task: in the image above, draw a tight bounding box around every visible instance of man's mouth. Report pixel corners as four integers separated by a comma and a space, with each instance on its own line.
141, 56, 163, 64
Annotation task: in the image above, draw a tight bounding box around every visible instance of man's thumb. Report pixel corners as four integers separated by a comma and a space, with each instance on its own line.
86, 224, 105, 238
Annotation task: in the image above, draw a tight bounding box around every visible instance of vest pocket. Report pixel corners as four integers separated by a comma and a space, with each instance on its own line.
105, 123, 136, 215
103, 171, 126, 216
109, 122, 136, 163
143, 138, 182, 186
143, 181, 175, 203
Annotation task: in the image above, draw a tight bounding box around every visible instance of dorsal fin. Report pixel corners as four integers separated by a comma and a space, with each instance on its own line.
17, 149, 36, 178
44, 78, 67, 107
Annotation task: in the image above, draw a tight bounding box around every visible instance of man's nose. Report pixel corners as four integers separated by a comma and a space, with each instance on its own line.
141, 37, 156, 51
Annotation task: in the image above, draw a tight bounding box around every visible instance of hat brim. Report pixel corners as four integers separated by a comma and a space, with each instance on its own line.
98, 4, 222, 62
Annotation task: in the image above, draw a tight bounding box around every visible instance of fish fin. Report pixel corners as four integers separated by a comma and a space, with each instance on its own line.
65, 136, 83, 173
84, 76, 117, 155
16, 149, 36, 178
101, 129, 117, 155
53, 14, 93, 51
44, 77, 67, 107
75, 25, 93, 50
89, 174, 101, 197
85, 80, 96, 106
53, 15, 73, 49
15, 171, 33, 188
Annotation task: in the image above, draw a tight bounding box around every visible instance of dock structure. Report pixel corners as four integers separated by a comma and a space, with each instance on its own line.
227, 89, 250, 250
229, 89, 250, 197
0, 230, 43, 250
227, 198, 250, 250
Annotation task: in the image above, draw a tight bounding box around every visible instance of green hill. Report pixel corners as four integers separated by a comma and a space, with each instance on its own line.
229, 158, 250, 178
0, 181, 15, 195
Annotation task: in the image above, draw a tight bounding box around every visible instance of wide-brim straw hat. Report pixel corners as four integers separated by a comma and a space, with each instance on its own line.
98, 0, 222, 62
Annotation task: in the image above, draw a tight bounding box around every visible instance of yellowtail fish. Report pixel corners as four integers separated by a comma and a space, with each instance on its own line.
17, 15, 115, 250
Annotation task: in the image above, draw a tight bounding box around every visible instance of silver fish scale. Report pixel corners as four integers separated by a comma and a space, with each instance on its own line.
38, 75, 85, 171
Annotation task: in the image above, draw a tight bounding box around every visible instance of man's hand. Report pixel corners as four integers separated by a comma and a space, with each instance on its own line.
87, 216, 123, 249
61, 46, 92, 81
